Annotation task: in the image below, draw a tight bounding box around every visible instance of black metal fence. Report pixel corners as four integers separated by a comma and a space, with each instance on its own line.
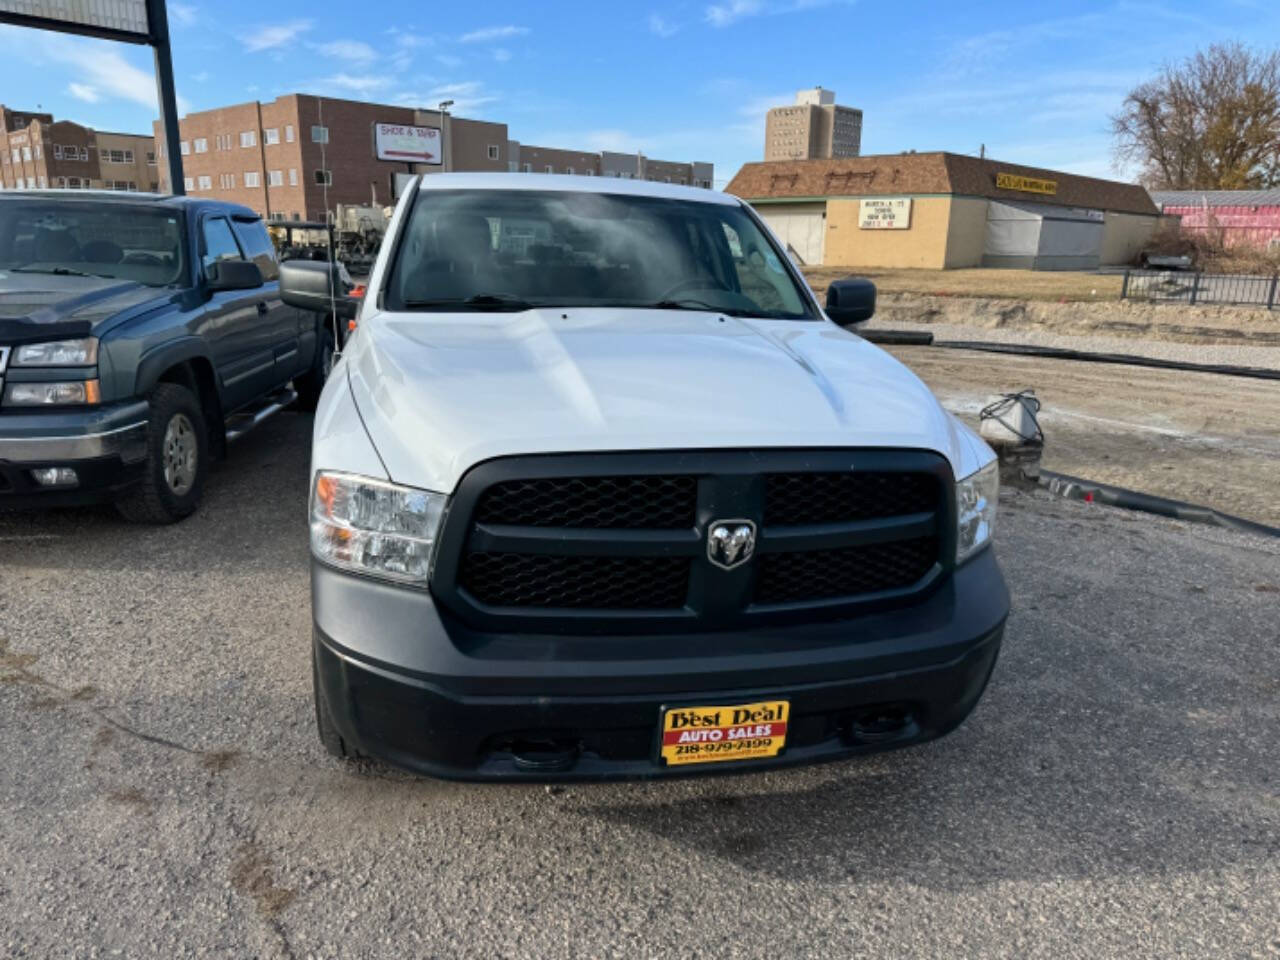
1121, 270, 1279, 308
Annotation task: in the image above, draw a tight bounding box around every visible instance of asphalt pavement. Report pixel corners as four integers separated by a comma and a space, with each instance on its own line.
1, 411, 1278, 958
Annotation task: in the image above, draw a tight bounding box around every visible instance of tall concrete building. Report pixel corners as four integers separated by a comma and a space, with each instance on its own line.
0, 105, 158, 193
764, 87, 862, 162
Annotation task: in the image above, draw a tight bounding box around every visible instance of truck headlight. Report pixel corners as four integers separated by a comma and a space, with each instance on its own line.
956, 459, 998, 564
13, 338, 98, 366
4, 379, 101, 406
310, 471, 445, 583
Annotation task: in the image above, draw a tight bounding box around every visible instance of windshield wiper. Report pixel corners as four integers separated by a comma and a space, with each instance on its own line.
650, 298, 752, 317
8, 265, 107, 279
401, 293, 535, 312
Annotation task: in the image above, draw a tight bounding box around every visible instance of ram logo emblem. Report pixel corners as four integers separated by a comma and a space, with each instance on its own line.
706, 519, 757, 570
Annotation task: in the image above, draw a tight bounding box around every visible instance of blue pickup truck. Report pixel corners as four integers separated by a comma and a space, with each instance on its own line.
0, 191, 341, 522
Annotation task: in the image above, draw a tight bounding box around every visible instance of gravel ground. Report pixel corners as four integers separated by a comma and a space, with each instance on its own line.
2, 413, 1279, 959
885, 345, 1280, 527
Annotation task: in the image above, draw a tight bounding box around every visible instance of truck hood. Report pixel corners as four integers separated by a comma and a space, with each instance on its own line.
0, 272, 167, 339
346, 307, 988, 493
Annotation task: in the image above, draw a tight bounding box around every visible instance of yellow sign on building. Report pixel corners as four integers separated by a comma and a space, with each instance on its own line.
996, 172, 1057, 195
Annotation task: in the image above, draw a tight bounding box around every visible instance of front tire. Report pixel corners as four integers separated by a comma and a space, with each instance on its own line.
116, 383, 208, 524
313, 649, 358, 761
295, 323, 336, 411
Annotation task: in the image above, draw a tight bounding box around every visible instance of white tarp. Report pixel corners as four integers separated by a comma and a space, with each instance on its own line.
984, 200, 1103, 270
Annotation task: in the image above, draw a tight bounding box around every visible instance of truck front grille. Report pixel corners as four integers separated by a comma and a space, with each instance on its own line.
433, 450, 955, 632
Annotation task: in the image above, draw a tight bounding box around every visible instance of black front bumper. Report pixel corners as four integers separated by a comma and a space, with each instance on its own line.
0, 401, 148, 507
312, 547, 1009, 781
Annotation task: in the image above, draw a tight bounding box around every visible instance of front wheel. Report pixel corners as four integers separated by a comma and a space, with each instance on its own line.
116, 383, 208, 524
295, 324, 337, 411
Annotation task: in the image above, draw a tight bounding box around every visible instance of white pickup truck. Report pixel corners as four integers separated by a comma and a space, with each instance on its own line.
282, 173, 1007, 781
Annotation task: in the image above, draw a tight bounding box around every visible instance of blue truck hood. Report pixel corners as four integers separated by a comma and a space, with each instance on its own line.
0, 272, 171, 341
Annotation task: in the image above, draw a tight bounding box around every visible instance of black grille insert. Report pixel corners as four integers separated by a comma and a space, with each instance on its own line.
474, 475, 697, 529
764, 472, 939, 526
461, 553, 691, 609
754, 537, 939, 606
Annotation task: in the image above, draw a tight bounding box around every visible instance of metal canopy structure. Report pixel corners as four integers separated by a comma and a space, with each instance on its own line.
0, 0, 184, 195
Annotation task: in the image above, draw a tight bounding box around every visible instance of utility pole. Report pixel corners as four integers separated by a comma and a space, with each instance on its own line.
438, 100, 454, 173
146, 0, 184, 194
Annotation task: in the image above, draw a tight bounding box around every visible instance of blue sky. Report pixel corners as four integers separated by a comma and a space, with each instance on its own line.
1, 0, 1278, 186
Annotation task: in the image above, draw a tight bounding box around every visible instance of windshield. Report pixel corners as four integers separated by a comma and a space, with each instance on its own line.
384, 189, 815, 319
0, 201, 186, 287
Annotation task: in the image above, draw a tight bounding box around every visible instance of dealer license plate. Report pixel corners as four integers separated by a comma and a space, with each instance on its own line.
660, 700, 789, 766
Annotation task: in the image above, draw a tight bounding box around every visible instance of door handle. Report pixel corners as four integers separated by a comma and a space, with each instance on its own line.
257, 302, 269, 315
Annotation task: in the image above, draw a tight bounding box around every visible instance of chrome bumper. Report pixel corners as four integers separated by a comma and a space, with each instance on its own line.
0, 401, 149, 464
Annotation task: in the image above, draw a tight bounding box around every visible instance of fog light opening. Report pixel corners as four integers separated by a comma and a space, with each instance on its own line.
507, 738, 581, 773
848, 704, 915, 744
30, 467, 79, 488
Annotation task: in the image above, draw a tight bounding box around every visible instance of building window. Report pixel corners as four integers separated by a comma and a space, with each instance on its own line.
79, 147, 89, 161
244, 171, 261, 188
180, 140, 190, 155
544, 165, 553, 174
37, 175, 46, 188
197, 175, 212, 190
182, 177, 193, 191
21, 146, 31, 161
53, 144, 62, 159
34, 145, 41, 160
101, 148, 134, 164
267, 169, 283, 187
240, 130, 256, 148
313, 169, 332, 186
219, 173, 236, 189
311, 125, 329, 144
521, 162, 532, 173
264, 127, 279, 145
487, 144, 500, 160
193, 138, 208, 153
10, 149, 17, 164
585, 169, 594, 176
26, 177, 35, 189
566, 167, 574, 175
146, 151, 156, 165
288, 168, 297, 186
285, 124, 295, 143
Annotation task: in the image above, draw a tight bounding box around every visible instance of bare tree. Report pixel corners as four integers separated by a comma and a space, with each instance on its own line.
1112, 43, 1280, 189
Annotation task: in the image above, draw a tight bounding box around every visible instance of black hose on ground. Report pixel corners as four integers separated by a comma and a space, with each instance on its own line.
860, 329, 935, 346
925, 340, 1280, 381
1039, 470, 1280, 539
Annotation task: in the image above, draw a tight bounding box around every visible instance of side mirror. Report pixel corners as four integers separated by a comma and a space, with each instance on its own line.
206, 258, 263, 291
825, 276, 876, 327
279, 259, 357, 320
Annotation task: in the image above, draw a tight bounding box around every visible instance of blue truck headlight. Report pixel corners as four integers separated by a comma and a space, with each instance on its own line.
310, 471, 445, 583
13, 338, 99, 366
956, 459, 998, 564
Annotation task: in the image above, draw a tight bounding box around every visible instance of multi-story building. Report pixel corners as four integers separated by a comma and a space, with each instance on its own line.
0, 105, 158, 192
765, 87, 862, 162
155, 95, 515, 221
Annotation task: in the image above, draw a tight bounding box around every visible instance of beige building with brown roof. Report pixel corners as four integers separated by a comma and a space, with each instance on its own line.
727, 152, 1160, 270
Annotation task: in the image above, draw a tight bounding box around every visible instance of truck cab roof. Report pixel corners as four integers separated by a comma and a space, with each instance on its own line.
0, 190, 262, 221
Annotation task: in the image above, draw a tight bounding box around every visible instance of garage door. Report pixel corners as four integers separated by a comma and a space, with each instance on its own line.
757, 204, 826, 266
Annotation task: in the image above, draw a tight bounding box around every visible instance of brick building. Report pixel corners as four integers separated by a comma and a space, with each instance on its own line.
0, 105, 157, 193
155, 94, 713, 221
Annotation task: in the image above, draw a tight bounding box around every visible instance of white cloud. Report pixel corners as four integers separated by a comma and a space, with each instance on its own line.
169, 3, 197, 26
393, 80, 499, 116
321, 73, 393, 95
192, 71, 210, 82
241, 20, 313, 52
459, 25, 528, 43
706, 0, 764, 26
649, 14, 679, 36
395, 33, 432, 49
313, 40, 378, 62
492, 48, 512, 62
705, 0, 850, 27
67, 82, 100, 103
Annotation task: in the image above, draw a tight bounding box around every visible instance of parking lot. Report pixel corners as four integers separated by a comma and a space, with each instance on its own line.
2, 411, 1278, 958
